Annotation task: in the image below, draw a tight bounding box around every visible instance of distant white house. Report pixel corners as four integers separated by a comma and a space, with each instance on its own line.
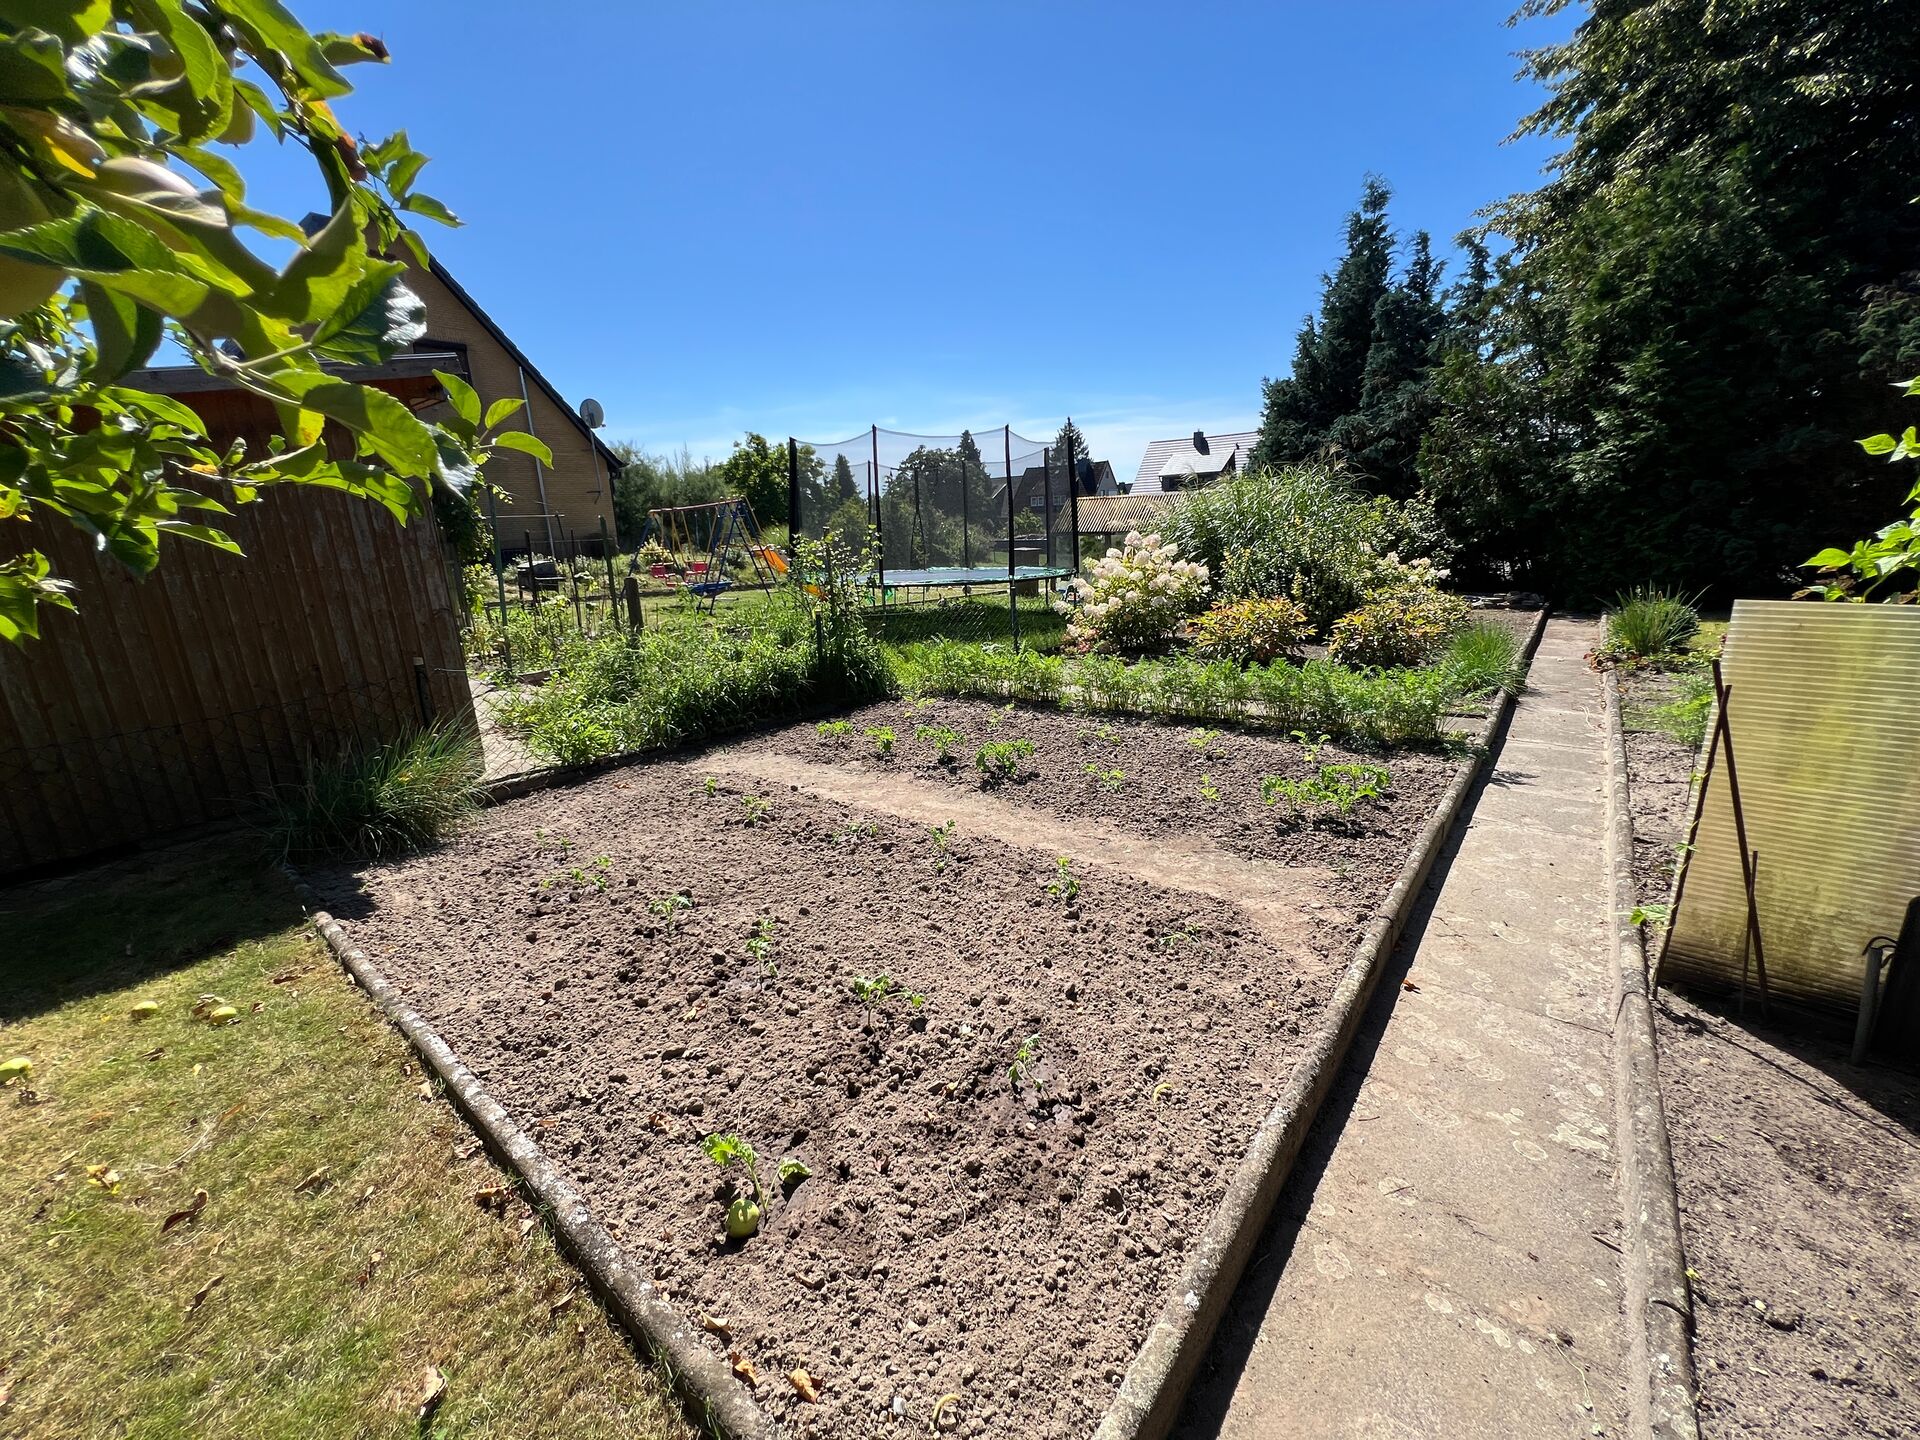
1130, 429, 1260, 494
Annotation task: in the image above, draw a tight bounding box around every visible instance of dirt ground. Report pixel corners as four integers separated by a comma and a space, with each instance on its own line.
308, 701, 1456, 1437
1621, 673, 1920, 1439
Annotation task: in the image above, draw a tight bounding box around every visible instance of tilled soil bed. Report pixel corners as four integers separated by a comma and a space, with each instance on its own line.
1620, 673, 1920, 1438
308, 702, 1456, 1437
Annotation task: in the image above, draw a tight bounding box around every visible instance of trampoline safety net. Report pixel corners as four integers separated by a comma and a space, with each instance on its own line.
789, 425, 1080, 593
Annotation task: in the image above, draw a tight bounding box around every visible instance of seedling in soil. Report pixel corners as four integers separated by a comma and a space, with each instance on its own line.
702, 775, 718, 796
740, 794, 772, 826
816, 720, 853, 739
849, 973, 923, 1011
834, 821, 879, 845
700, 1133, 766, 1241
777, 1158, 812, 1193
1009, 1034, 1042, 1088
1188, 728, 1219, 750
865, 725, 897, 757
647, 892, 694, 929
914, 724, 963, 763
975, 738, 1035, 782
1628, 903, 1671, 928
1079, 725, 1122, 746
1198, 774, 1221, 803
1288, 730, 1331, 764
745, 917, 779, 977
1083, 764, 1125, 793
1260, 762, 1391, 817
985, 702, 1015, 728
928, 819, 957, 872
566, 861, 610, 893
535, 828, 573, 855
1046, 855, 1080, 902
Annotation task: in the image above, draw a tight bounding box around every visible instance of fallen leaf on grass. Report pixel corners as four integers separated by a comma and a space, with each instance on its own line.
698, 1312, 731, 1340
186, 1274, 224, 1313
417, 1080, 433, 1101
355, 1251, 385, 1289
270, 969, 302, 985
0, 1375, 11, 1408
788, 1368, 820, 1403
547, 1286, 577, 1319
729, 1350, 758, 1385
472, 1184, 513, 1213
160, 1189, 209, 1234
517, 1215, 539, 1240
416, 1365, 447, 1421
292, 1166, 331, 1195
142, 1046, 166, 1062
354, 1185, 375, 1209
85, 1164, 121, 1194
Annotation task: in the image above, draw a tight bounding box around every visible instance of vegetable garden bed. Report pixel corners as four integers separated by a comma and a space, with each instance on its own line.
304, 702, 1461, 1437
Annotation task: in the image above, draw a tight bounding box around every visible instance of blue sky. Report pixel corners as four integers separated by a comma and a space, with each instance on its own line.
243, 1, 1579, 474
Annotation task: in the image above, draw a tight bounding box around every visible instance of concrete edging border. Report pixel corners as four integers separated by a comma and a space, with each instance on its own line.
283, 870, 775, 1440
1091, 606, 1550, 1440
1600, 671, 1702, 1440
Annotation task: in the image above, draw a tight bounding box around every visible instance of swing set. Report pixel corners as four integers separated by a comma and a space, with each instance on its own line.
637, 497, 789, 610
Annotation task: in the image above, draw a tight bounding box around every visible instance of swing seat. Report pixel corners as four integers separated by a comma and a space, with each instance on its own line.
688, 578, 733, 600
648, 563, 677, 584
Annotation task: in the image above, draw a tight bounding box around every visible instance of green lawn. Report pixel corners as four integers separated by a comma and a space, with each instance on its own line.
0, 846, 688, 1440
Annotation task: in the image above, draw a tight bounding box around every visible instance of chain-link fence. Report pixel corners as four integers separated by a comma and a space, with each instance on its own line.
788, 423, 1083, 645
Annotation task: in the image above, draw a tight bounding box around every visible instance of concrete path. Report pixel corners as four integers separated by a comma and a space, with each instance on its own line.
1177, 617, 1631, 1439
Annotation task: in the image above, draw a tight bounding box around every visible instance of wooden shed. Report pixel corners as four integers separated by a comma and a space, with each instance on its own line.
0, 356, 474, 878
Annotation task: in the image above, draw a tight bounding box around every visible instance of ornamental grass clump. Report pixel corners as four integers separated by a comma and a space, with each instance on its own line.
1055, 532, 1209, 654
269, 724, 481, 861
1602, 587, 1701, 661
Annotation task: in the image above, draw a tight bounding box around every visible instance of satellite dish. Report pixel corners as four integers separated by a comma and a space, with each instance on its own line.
580, 397, 606, 429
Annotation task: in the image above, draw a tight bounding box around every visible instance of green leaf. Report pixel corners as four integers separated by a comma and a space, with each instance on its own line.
135, 0, 235, 143
433, 369, 480, 428
398, 193, 461, 228
1860, 433, 1898, 455
483, 396, 524, 430
257, 198, 376, 325
0, 208, 213, 315
4, 1, 114, 46
0, 28, 73, 103
80, 280, 163, 382
158, 520, 244, 554
311, 272, 426, 364
318, 31, 391, 66
0, 551, 77, 645
488, 430, 552, 466
175, 145, 246, 200
102, 386, 208, 436
218, 0, 352, 99
266, 371, 439, 478
1803, 548, 1852, 568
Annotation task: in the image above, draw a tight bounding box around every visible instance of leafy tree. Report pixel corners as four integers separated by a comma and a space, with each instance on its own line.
829, 451, 858, 506
0, 2, 548, 642
1339, 231, 1447, 497
1803, 377, 1920, 601
1253, 177, 1395, 473
609, 441, 724, 547
1420, 0, 1920, 596
713, 431, 818, 530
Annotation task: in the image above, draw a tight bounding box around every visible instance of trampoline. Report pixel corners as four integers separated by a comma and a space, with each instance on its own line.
859, 565, 1073, 591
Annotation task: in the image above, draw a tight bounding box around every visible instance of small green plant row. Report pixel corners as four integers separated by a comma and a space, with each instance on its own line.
1259, 762, 1392, 816
818, 717, 965, 763
894, 640, 1497, 747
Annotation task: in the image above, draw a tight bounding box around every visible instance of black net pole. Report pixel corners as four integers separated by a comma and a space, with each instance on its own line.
484, 479, 512, 678
1065, 417, 1081, 577
961, 443, 971, 570
871, 424, 885, 597
1005, 424, 1020, 649
786, 438, 799, 558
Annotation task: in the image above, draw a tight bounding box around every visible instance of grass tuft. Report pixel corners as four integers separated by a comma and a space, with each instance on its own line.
1440, 620, 1528, 698
268, 724, 483, 862
1604, 586, 1701, 660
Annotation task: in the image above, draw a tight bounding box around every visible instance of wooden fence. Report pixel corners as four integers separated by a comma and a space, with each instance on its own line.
0, 479, 472, 877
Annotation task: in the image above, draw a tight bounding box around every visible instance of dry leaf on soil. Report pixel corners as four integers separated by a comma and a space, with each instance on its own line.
729, 1350, 758, 1385
160, 1189, 209, 1233
788, 1368, 820, 1403
698, 1312, 731, 1340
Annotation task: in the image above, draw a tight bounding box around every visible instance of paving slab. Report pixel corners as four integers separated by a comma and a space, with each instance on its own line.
1178, 617, 1630, 1440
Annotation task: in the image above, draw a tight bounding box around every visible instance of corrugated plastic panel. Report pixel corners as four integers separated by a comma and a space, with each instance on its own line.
1662, 601, 1920, 1012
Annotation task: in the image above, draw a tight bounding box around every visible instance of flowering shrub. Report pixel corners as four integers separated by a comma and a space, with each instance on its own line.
1188, 596, 1312, 664
1055, 532, 1209, 653
1326, 583, 1469, 668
